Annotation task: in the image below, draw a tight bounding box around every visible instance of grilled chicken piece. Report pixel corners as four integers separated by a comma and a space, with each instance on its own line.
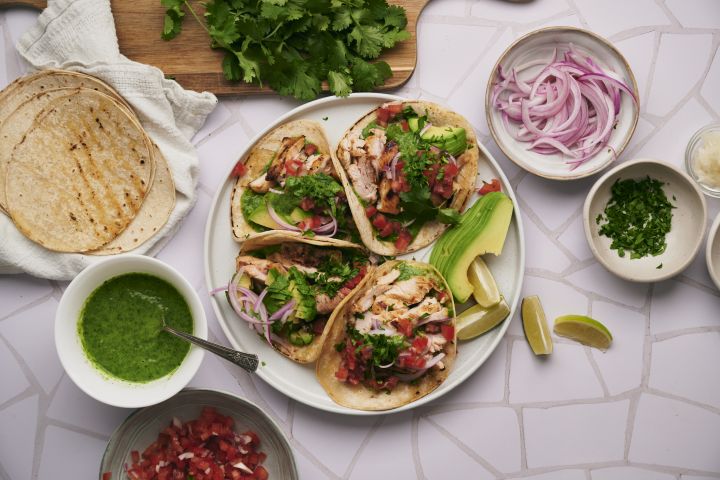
353, 287, 375, 313
365, 130, 387, 160
347, 159, 378, 203
303, 154, 335, 177
374, 142, 398, 174
264, 136, 306, 186
427, 333, 448, 353
248, 173, 271, 193
235, 256, 286, 283
377, 177, 400, 214
377, 276, 435, 307
266, 252, 318, 275
377, 268, 400, 286
316, 293, 343, 314
406, 297, 444, 320
354, 311, 376, 334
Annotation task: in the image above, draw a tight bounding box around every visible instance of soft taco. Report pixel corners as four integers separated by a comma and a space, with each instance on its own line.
335, 101, 478, 255
316, 260, 457, 411
218, 232, 376, 363
230, 120, 358, 243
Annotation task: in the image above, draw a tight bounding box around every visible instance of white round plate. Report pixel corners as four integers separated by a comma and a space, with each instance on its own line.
204, 94, 525, 415
486, 26, 639, 181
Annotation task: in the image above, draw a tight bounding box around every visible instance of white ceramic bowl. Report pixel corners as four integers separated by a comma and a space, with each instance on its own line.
486, 26, 639, 181
584, 158, 707, 282
707, 213, 720, 290
55, 255, 207, 408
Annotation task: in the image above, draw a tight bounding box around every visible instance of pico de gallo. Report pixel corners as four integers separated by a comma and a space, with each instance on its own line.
334, 262, 455, 392
338, 102, 471, 250
116, 407, 268, 480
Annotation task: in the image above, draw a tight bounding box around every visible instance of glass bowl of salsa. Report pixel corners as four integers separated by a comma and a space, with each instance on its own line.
55, 255, 207, 408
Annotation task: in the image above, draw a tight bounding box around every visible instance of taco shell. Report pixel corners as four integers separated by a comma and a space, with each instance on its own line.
237, 231, 371, 364
316, 260, 457, 411
334, 101, 479, 256
230, 120, 338, 242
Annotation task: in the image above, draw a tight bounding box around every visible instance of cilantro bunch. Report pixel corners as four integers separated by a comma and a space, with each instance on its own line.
161, 0, 410, 100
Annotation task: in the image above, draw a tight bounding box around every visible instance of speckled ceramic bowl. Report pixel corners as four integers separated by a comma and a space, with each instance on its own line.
707, 213, 720, 291
100, 389, 298, 480
486, 26, 639, 181
584, 158, 707, 282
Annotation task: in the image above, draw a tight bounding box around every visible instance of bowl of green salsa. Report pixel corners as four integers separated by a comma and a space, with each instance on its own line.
56, 255, 207, 408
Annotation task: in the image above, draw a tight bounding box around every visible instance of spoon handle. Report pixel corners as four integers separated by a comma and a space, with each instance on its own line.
163, 325, 259, 373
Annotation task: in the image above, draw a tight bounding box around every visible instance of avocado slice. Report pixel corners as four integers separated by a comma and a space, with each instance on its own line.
421, 126, 467, 157
289, 207, 311, 224
407, 117, 421, 132
247, 200, 282, 230
289, 330, 314, 346
429, 192, 513, 303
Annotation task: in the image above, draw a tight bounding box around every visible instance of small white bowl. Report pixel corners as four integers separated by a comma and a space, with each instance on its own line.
685, 123, 720, 198
584, 158, 707, 282
56, 255, 206, 408
707, 213, 720, 290
486, 26, 639, 181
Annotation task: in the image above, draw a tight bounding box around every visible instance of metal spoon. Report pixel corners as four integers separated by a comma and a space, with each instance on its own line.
161, 318, 259, 373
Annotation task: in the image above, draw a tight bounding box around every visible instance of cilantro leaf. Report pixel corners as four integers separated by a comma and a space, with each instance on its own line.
328, 70, 353, 97
160, 0, 185, 40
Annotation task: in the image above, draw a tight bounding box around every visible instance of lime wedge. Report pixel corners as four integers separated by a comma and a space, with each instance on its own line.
456, 297, 510, 341
468, 257, 501, 307
521, 295, 553, 355
554, 315, 613, 351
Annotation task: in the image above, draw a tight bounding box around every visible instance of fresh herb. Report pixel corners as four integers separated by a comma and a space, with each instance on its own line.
284, 173, 342, 207
160, 0, 409, 100
362, 121, 381, 139
240, 189, 266, 231
596, 177, 674, 259
349, 327, 407, 367
307, 250, 363, 297
261, 361, 266, 367
265, 268, 293, 314
396, 262, 427, 281
322, 116, 329, 121
656, 263, 663, 269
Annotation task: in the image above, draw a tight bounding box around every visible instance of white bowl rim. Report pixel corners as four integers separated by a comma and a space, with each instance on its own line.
55, 254, 207, 408
582, 158, 707, 282
485, 25, 640, 181
706, 213, 720, 290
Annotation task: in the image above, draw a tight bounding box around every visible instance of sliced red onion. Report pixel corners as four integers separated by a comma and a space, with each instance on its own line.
419, 122, 433, 136
368, 328, 396, 336
267, 203, 301, 231
209, 285, 227, 295
254, 287, 268, 312
313, 216, 337, 237
269, 299, 297, 321
493, 43, 636, 168
268, 188, 284, 195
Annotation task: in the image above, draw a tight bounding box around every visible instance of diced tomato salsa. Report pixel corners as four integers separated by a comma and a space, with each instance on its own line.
478, 178, 501, 195
230, 162, 247, 178
124, 407, 268, 480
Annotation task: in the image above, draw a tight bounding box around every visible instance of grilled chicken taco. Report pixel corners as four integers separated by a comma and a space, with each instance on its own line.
316, 260, 457, 410
217, 232, 375, 363
231, 120, 358, 242
335, 101, 478, 256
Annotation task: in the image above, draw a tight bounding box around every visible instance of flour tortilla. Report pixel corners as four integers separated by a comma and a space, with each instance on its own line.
237, 232, 370, 364
5, 89, 154, 253
230, 119, 338, 242
89, 144, 175, 255
334, 101, 479, 256
316, 260, 457, 411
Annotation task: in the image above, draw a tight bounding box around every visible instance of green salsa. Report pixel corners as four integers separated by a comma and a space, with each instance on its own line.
78, 273, 193, 383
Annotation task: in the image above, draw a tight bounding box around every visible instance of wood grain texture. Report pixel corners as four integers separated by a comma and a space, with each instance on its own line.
0, 0, 428, 96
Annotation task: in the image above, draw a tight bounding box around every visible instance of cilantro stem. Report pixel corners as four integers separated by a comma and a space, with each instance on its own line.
183, 0, 209, 34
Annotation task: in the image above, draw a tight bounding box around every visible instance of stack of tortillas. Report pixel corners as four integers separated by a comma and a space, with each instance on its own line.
0, 70, 175, 255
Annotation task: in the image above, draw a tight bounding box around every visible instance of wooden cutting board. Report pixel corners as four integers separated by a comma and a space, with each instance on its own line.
0, 0, 428, 95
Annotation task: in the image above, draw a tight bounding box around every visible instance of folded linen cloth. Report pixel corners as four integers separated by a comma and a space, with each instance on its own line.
0, 0, 217, 280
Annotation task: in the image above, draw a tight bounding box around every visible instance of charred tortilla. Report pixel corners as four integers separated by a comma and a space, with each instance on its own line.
5, 89, 154, 252
334, 101, 478, 256
316, 260, 457, 411
233, 232, 373, 363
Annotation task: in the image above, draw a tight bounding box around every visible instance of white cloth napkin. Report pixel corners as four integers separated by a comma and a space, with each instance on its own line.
0, 0, 217, 280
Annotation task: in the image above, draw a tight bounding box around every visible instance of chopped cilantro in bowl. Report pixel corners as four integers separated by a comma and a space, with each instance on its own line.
596, 176, 674, 259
